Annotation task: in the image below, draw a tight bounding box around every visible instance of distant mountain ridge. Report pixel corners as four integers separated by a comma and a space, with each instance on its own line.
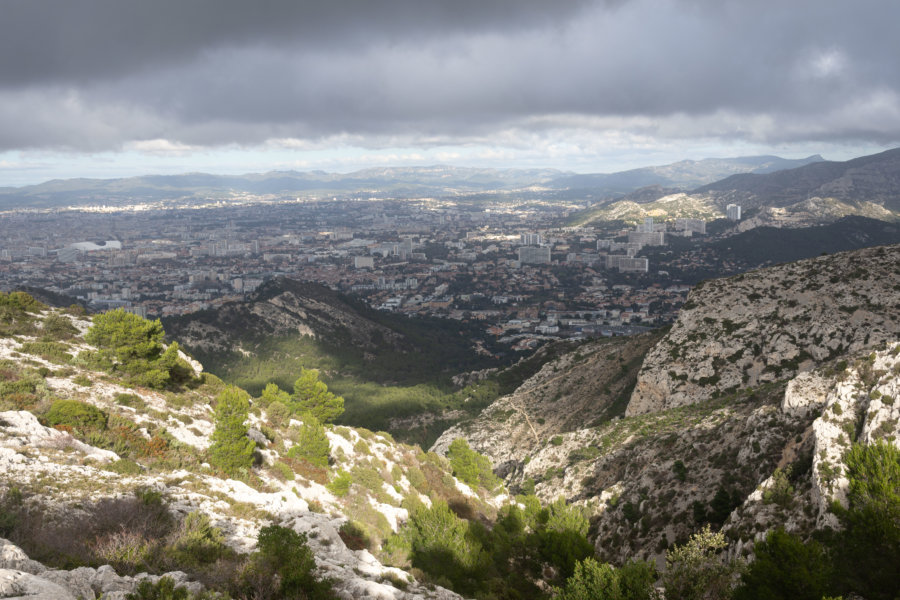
0, 153, 832, 209
696, 147, 900, 211
547, 154, 825, 195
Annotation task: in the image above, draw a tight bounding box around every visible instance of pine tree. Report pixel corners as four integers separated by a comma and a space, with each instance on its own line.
208, 386, 255, 478
287, 415, 330, 467
291, 368, 344, 423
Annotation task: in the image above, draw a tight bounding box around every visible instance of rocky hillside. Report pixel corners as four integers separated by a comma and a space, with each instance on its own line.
0, 297, 509, 599
628, 243, 900, 415
697, 146, 900, 212
430, 244, 900, 574
432, 331, 664, 477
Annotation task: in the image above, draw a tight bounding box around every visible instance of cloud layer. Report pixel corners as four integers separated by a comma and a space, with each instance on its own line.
1, 0, 898, 167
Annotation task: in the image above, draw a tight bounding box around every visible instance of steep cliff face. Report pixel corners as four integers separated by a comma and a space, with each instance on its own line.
627, 244, 900, 416
428, 245, 900, 567
431, 331, 663, 477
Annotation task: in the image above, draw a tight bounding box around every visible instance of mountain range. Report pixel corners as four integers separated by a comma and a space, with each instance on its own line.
0, 154, 829, 209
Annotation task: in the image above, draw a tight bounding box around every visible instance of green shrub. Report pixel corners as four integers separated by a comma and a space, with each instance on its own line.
551, 435, 564, 446
663, 525, 741, 600
41, 313, 79, 340
733, 528, 830, 600
271, 461, 295, 481
447, 438, 501, 491
338, 520, 371, 551
105, 459, 143, 475
44, 399, 107, 432
762, 467, 794, 508
126, 577, 191, 600
266, 400, 290, 427
115, 392, 145, 408
831, 440, 900, 600
287, 415, 330, 468
166, 512, 230, 568
556, 557, 657, 600
326, 470, 352, 497
231, 525, 335, 600
208, 386, 255, 478
291, 368, 344, 423
73, 374, 93, 387
84, 309, 191, 390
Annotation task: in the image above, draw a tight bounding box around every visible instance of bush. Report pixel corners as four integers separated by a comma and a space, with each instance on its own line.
41, 313, 78, 340
326, 470, 352, 497
403, 500, 489, 595
831, 440, 900, 600
126, 577, 191, 600
291, 368, 344, 423
231, 525, 335, 600
556, 557, 658, 600
447, 438, 501, 491
166, 512, 230, 568
287, 415, 330, 468
45, 399, 107, 433
208, 386, 255, 478
733, 528, 830, 600
267, 400, 290, 427
84, 309, 190, 389
663, 525, 741, 600
338, 520, 371, 551
538, 498, 594, 580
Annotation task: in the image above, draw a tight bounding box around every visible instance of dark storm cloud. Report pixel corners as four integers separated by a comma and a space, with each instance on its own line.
1, 0, 898, 153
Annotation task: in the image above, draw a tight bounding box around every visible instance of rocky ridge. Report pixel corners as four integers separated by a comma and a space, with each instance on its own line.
432, 331, 663, 477
628, 243, 900, 415
0, 306, 503, 600
430, 245, 899, 567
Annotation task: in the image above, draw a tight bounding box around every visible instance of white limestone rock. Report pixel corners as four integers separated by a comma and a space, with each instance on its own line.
0, 568, 77, 600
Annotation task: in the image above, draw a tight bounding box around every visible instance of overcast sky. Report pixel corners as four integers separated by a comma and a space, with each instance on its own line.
1, 0, 898, 186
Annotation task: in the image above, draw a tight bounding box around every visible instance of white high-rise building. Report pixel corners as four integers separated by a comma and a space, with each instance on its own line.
726, 204, 742, 221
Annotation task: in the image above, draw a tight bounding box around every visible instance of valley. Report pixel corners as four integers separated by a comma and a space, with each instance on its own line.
2, 150, 900, 600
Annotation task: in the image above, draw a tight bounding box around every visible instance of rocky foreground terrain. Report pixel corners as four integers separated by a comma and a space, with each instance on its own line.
0, 301, 500, 599
434, 244, 900, 566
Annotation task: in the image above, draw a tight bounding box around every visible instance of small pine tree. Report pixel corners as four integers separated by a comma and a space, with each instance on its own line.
447, 437, 501, 491
208, 386, 255, 478
291, 369, 344, 423
288, 415, 330, 467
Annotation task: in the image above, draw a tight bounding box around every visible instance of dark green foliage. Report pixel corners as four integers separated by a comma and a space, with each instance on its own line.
672, 459, 687, 481
287, 415, 330, 467
326, 470, 352, 497
208, 386, 255, 478
0, 291, 45, 313
556, 558, 658, 600
831, 440, 900, 600
41, 313, 78, 340
292, 368, 344, 423
167, 512, 230, 568
733, 528, 831, 600
538, 498, 595, 580
126, 577, 191, 600
232, 524, 335, 600
258, 382, 291, 408
403, 500, 490, 595
447, 438, 501, 491
44, 398, 107, 433
84, 308, 191, 389
664, 526, 741, 600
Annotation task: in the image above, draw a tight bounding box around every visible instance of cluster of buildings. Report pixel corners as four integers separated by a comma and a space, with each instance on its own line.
0, 195, 737, 350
